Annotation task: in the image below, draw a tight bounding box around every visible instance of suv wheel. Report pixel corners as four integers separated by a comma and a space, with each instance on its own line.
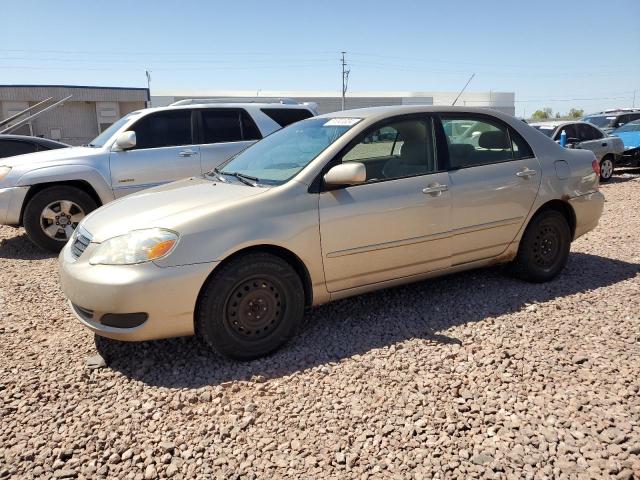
196, 253, 305, 360
510, 210, 571, 283
23, 186, 97, 253
599, 156, 614, 182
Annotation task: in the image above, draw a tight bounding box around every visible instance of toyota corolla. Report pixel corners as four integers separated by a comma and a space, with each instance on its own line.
59, 106, 604, 359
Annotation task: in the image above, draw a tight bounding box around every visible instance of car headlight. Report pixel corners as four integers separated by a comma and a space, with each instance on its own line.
89, 228, 179, 265
0, 166, 11, 181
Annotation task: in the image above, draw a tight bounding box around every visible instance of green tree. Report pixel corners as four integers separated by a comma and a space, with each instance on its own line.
568, 108, 584, 119
531, 107, 553, 121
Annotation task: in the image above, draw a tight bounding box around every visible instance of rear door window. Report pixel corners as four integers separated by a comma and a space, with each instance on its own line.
440, 115, 513, 168
129, 110, 193, 149
261, 108, 314, 127
201, 109, 262, 143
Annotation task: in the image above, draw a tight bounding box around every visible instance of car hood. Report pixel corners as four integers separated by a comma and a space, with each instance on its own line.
81, 176, 269, 242
612, 131, 640, 149
0, 145, 102, 168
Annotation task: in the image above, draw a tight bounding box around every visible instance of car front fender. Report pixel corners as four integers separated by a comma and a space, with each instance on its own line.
15, 164, 115, 205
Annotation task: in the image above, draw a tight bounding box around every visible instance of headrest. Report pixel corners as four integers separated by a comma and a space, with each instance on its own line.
400, 141, 426, 164
449, 143, 474, 158
478, 130, 510, 149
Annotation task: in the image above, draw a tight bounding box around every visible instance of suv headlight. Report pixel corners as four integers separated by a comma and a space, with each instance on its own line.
0, 166, 11, 181
89, 228, 179, 265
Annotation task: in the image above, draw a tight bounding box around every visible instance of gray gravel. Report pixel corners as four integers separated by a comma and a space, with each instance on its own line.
1, 173, 639, 479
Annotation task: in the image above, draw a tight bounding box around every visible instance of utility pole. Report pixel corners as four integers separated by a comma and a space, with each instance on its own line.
633, 89, 637, 108
341, 51, 350, 111
145, 70, 152, 107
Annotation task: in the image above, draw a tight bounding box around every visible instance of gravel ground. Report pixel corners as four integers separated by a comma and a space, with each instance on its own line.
1, 172, 639, 480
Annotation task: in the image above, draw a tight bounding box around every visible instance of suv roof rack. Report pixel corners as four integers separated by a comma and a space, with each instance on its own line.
170, 97, 301, 106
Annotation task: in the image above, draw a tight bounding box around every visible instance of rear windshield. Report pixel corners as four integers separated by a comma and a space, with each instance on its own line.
261, 108, 314, 127
532, 125, 556, 137
583, 115, 616, 128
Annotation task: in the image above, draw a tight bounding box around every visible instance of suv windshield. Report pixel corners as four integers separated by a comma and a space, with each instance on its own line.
212, 117, 360, 185
88, 113, 137, 147
583, 115, 616, 129
612, 121, 640, 133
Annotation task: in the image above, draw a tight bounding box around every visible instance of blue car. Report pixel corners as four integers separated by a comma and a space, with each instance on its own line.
611, 120, 640, 167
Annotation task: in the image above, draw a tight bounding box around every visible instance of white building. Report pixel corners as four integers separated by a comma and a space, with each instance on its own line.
152, 90, 515, 115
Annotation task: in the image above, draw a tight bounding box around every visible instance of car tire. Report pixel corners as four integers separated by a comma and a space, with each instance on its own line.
599, 156, 615, 182
196, 252, 305, 360
23, 185, 97, 253
510, 210, 571, 283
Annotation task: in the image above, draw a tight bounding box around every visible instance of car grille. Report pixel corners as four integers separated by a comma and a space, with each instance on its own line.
70, 228, 92, 260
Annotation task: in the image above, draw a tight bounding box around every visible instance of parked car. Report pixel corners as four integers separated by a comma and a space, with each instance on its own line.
582, 109, 640, 134
0, 134, 69, 159
0, 100, 315, 251
611, 119, 640, 167
59, 106, 604, 360
529, 120, 624, 181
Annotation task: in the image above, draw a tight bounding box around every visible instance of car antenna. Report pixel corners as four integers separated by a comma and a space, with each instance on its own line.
452, 73, 475, 106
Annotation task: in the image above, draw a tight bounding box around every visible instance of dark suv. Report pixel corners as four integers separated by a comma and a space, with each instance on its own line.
582, 109, 640, 134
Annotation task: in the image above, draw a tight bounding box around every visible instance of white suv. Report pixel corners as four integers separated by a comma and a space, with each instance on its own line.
0, 100, 315, 251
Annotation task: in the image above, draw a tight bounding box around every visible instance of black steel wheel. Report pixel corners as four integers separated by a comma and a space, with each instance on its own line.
510, 210, 571, 283
196, 252, 305, 360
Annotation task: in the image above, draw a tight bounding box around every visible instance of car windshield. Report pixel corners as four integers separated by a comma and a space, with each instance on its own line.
583, 115, 616, 128
87, 113, 137, 147
612, 121, 640, 133
211, 117, 360, 186
532, 125, 556, 137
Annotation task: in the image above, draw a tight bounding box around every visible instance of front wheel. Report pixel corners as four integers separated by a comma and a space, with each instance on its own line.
196, 253, 305, 360
510, 210, 571, 283
599, 156, 614, 182
23, 186, 97, 253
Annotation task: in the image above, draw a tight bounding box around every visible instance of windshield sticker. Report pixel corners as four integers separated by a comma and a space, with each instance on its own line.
324, 118, 361, 127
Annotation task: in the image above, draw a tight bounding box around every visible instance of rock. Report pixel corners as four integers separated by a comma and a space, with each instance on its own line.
335, 452, 346, 464
471, 453, 493, 465
85, 354, 107, 369
144, 464, 157, 479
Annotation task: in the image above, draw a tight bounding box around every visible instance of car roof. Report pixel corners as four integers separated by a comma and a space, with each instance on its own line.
0, 134, 69, 147
138, 103, 314, 115
528, 120, 590, 128
316, 105, 519, 123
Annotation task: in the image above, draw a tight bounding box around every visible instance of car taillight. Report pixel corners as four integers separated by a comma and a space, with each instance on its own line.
592, 159, 600, 178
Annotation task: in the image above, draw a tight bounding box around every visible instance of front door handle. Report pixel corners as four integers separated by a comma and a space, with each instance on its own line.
516, 168, 537, 178
179, 149, 197, 157
422, 183, 448, 196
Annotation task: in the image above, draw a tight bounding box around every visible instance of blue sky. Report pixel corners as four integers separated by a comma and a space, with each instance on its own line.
2, 0, 639, 116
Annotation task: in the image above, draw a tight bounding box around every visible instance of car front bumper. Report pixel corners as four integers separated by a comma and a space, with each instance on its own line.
0, 186, 29, 225
59, 242, 218, 341
569, 190, 605, 240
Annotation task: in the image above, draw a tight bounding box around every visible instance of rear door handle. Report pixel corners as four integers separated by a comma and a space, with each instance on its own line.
179, 149, 197, 157
602, 142, 608, 147
422, 184, 448, 195
516, 169, 537, 178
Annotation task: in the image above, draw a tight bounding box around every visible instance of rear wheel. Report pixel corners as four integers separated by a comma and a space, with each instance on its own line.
23, 186, 97, 253
599, 156, 614, 182
196, 253, 305, 360
510, 210, 571, 283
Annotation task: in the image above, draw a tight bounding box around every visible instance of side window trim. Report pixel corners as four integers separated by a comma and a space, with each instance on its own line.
317, 113, 442, 192
436, 113, 529, 171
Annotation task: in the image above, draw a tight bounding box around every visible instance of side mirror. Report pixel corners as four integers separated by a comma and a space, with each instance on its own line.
114, 131, 136, 150
324, 162, 366, 187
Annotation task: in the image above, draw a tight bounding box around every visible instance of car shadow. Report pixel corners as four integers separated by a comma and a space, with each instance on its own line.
96, 251, 640, 389
608, 167, 640, 184
0, 231, 55, 260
